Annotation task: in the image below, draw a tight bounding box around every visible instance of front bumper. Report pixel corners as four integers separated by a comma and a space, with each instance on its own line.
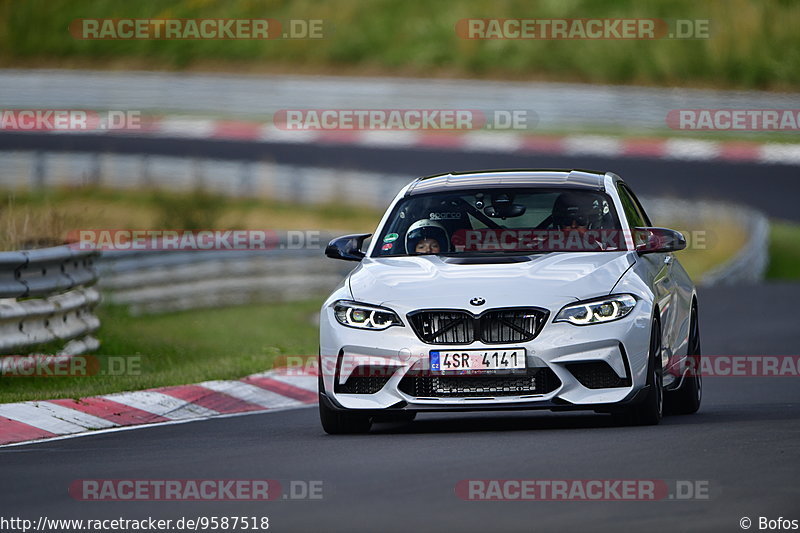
319, 385, 653, 415
319, 300, 654, 412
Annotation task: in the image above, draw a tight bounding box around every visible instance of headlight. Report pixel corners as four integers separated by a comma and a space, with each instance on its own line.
333, 300, 403, 330
554, 294, 637, 325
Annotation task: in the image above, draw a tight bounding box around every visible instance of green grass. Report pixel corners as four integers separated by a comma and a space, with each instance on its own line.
766, 221, 800, 280
1, 0, 799, 90
0, 301, 320, 404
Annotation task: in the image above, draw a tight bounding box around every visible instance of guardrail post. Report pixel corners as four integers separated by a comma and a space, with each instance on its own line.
89, 153, 101, 186
290, 167, 304, 203
239, 161, 254, 197
32, 150, 46, 189
141, 154, 152, 186
192, 157, 203, 189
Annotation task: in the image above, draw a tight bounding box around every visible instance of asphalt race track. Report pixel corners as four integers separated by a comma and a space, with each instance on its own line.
1, 282, 799, 532
1, 132, 800, 221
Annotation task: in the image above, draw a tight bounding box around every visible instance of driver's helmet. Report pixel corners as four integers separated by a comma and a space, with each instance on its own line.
552, 192, 604, 229
405, 219, 449, 254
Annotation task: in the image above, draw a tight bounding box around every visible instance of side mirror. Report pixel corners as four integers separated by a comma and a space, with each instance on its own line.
634, 227, 687, 254
325, 233, 372, 261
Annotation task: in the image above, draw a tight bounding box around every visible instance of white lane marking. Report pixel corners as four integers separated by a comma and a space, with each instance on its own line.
101, 391, 218, 420
259, 125, 321, 144
0, 403, 89, 434
200, 380, 303, 409
563, 135, 623, 156
356, 130, 420, 147
663, 139, 721, 160
31, 401, 118, 429
759, 143, 800, 165
158, 118, 216, 138
462, 132, 525, 152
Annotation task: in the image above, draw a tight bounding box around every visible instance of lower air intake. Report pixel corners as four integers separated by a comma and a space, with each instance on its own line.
566, 361, 631, 389
398, 368, 560, 398
335, 365, 396, 394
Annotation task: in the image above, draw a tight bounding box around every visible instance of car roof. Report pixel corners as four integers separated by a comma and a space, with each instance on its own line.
405, 169, 610, 196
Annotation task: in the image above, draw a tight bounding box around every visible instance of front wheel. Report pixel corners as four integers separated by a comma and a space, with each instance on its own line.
615, 318, 663, 426
318, 371, 372, 434
319, 395, 373, 434
666, 303, 702, 415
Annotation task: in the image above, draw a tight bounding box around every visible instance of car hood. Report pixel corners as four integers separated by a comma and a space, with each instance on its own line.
348, 252, 635, 311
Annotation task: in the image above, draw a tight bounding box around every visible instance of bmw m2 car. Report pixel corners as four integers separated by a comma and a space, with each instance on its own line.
319, 169, 701, 434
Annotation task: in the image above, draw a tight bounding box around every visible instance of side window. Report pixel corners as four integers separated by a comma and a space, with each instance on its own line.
617, 184, 646, 228
624, 185, 652, 226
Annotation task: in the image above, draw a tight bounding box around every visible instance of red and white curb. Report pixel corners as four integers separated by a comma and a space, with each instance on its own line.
0, 368, 317, 447
37, 116, 800, 166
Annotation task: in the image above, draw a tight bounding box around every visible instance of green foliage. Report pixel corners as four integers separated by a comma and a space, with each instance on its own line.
150, 187, 224, 231
766, 221, 800, 280
1, 0, 798, 89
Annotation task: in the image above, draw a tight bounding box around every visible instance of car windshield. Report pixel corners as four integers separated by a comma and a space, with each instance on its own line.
373, 187, 627, 257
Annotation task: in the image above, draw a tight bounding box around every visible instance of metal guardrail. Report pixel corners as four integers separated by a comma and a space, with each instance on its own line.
97, 246, 354, 315
699, 208, 770, 285
0, 151, 412, 208
0, 246, 100, 355
2, 69, 798, 132
642, 198, 769, 286
0, 241, 352, 354
0, 246, 97, 298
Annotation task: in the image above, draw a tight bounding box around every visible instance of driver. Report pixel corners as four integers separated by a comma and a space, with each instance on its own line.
551, 191, 603, 231
551, 192, 607, 251
405, 219, 449, 255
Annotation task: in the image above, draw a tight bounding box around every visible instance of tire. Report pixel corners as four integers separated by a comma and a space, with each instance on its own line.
318, 372, 372, 434
666, 303, 702, 415
615, 318, 663, 426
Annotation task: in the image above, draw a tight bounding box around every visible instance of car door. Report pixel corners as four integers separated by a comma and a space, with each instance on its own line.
631, 185, 695, 364
617, 183, 677, 368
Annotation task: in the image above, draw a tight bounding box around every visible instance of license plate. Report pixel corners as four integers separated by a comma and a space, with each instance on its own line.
430, 349, 526, 374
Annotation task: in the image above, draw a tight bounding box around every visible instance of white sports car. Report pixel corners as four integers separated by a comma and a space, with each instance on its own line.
319, 169, 701, 434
